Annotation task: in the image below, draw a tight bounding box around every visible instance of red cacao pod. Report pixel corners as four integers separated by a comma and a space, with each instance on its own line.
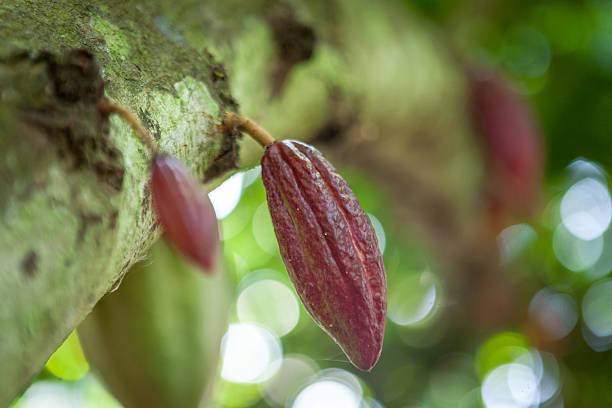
151, 154, 219, 272
469, 69, 544, 230
261, 140, 387, 371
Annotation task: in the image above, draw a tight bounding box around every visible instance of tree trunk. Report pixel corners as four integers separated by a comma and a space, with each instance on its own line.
0, 0, 483, 405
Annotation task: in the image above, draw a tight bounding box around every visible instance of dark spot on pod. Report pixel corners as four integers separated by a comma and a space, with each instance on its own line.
21, 250, 38, 278
77, 212, 103, 243
109, 211, 119, 230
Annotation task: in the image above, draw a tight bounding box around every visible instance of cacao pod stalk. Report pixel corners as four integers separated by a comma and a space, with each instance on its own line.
98, 99, 220, 273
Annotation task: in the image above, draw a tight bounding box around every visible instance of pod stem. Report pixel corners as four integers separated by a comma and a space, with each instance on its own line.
223, 111, 276, 148
98, 98, 158, 155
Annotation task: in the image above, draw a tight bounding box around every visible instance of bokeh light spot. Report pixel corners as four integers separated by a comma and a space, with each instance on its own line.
552, 223, 603, 271
293, 380, 361, 408
214, 381, 261, 408
388, 270, 437, 326
237, 279, 300, 336
81, 375, 123, 407
292, 369, 363, 408
586, 228, 612, 281
252, 203, 278, 254
582, 278, 612, 338
220, 323, 282, 384
45, 330, 89, 381
262, 355, 318, 407
16, 380, 82, 408
567, 158, 606, 182
581, 321, 612, 352
481, 349, 560, 407
476, 332, 529, 378
242, 165, 262, 188
528, 288, 578, 340
498, 223, 537, 265
503, 26, 551, 78
209, 172, 244, 219
536, 352, 562, 404
561, 177, 611, 240
367, 213, 386, 254
363, 398, 386, 408
481, 363, 538, 407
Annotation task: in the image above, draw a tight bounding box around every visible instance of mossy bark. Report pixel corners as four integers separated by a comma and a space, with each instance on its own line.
0, 0, 485, 405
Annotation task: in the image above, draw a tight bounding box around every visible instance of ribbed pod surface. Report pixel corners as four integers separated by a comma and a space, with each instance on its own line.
261, 140, 387, 371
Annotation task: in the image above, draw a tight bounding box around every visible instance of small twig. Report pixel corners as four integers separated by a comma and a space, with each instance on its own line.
98, 98, 158, 154
223, 111, 276, 148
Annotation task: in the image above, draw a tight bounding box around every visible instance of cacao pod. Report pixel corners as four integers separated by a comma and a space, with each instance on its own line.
78, 239, 230, 408
261, 140, 387, 371
151, 154, 220, 273
468, 68, 544, 231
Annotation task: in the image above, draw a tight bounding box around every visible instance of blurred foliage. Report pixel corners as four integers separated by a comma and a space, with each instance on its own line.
44, 331, 89, 381
11, 0, 612, 407
409, 0, 612, 174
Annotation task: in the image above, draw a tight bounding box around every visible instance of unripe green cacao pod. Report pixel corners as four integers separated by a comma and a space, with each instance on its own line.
78, 239, 230, 408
